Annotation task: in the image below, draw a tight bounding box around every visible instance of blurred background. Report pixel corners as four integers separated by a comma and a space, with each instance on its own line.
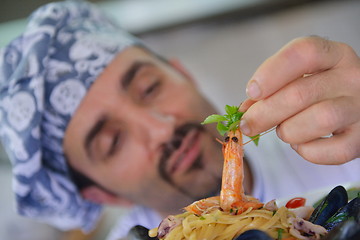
1, 0, 360, 239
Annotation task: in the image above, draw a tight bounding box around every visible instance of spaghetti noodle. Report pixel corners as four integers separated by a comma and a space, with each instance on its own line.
149, 203, 298, 240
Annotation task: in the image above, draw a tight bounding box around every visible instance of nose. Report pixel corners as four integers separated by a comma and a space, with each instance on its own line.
129, 106, 176, 151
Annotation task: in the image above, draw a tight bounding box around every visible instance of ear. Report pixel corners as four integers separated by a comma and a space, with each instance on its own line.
81, 186, 134, 207
168, 58, 196, 85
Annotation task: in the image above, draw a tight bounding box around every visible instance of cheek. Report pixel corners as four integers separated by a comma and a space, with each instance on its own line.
103, 146, 157, 193
184, 92, 217, 121
163, 85, 209, 116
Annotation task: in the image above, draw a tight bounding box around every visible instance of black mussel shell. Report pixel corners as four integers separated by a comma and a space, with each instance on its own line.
309, 186, 348, 226
234, 229, 272, 240
324, 197, 360, 231
322, 219, 360, 240
127, 225, 158, 240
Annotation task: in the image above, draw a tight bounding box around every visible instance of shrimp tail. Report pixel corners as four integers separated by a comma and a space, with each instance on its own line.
184, 196, 220, 215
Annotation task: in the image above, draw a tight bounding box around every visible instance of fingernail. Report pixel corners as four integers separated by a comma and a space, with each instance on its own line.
246, 80, 261, 99
240, 118, 250, 136
238, 101, 245, 112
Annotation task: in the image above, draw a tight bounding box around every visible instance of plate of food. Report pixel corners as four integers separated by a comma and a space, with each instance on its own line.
127, 105, 360, 240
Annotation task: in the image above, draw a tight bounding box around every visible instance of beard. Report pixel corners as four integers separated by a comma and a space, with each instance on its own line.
158, 122, 222, 201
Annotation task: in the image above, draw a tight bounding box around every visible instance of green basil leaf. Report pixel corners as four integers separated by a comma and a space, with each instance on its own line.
250, 134, 260, 146
201, 114, 227, 124
228, 120, 240, 132
216, 122, 228, 136
229, 112, 243, 125
202, 105, 261, 146
225, 105, 238, 115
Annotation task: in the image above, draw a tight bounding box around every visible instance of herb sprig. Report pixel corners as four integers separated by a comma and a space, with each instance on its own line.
201, 105, 260, 146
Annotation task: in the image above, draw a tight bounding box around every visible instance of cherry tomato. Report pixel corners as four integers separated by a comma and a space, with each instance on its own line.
285, 197, 306, 209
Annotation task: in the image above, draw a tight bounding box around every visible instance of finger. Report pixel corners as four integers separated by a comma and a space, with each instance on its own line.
239, 99, 256, 112
291, 123, 360, 164
240, 68, 345, 136
246, 36, 344, 100
277, 96, 360, 144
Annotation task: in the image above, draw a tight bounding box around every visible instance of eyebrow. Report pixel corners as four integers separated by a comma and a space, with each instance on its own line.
121, 61, 153, 90
84, 115, 107, 161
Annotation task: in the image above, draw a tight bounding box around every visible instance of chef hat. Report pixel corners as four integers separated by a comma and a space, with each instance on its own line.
0, 0, 142, 232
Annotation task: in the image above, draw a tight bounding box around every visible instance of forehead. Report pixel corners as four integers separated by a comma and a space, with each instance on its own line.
63, 46, 166, 165
91, 46, 159, 91
73, 46, 161, 110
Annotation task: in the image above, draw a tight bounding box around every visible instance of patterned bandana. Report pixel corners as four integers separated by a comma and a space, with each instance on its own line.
0, 0, 141, 232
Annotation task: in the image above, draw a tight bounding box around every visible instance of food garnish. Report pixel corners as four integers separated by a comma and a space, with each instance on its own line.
201, 105, 260, 145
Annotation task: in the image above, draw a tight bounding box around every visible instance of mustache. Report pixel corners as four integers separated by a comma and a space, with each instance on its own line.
158, 122, 204, 193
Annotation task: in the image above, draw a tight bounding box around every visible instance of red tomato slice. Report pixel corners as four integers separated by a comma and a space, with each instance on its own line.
285, 197, 306, 209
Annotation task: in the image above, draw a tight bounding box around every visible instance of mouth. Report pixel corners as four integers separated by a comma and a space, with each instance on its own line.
158, 123, 204, 182
158, 122, 222, 200
167, 128, 202, 176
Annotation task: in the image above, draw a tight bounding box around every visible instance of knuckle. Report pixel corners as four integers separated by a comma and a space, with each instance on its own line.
283, 40, 309, 66
277, 123, 293, 144
287, 36, 331, 71
290, 37, 316, 57
284, 83, 308, 108
313, 102, 341, 133
317, 37, 332, 54
339, 42, 357, 58
282, 74, 326, 112
276, 125, 286, 142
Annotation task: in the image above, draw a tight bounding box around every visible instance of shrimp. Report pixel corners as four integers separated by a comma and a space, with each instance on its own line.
185, 128, 263, 215
220, 128, 263, 213
184, 196, 220, 215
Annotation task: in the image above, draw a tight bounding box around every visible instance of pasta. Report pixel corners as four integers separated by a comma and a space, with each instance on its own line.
149, 204, 298, 240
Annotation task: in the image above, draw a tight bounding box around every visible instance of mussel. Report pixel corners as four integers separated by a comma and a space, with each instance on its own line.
127, 225, 158, 240
234, 229, 272, 240
324, 197, 360, 231
322, 219, 360, 240
309, 185, 348, 226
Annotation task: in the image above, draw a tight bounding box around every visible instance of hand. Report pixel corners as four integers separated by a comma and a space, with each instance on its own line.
239, 36, 360, 165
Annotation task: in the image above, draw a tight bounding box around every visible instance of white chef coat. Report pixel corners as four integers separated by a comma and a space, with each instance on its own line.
245, 131, 359, 202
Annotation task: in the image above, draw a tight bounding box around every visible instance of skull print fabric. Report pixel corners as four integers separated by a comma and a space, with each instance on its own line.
0, 0, 141, 232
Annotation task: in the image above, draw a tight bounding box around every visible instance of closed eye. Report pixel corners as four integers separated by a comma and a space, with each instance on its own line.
142, 80, 161, 100
108, 132, 121, 157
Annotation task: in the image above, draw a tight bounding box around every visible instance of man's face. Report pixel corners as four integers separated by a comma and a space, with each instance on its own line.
63, 47, 223, 216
